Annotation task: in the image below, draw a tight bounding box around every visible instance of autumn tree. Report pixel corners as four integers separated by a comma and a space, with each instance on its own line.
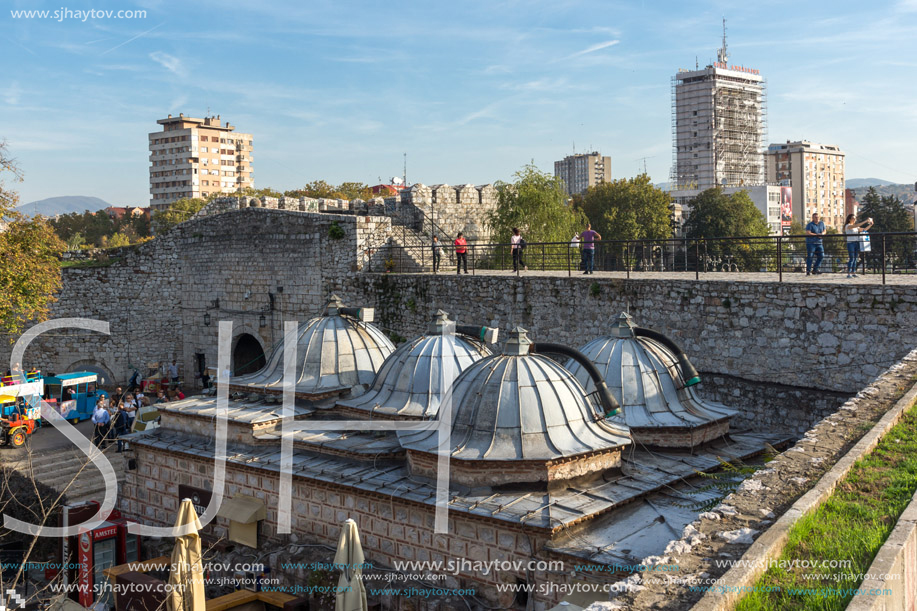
151, 197, 208, 234
0, 141, 65, 337
284, 180, 336, 199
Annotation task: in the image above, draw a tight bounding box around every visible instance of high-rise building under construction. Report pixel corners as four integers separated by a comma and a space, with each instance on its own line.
671, 31, 767, 191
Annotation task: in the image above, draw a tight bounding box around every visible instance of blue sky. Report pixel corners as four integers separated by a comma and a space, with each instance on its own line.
3, 0, 917, 206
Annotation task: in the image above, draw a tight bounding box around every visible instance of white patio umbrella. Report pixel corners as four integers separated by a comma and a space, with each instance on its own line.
167, 498, 206, 611
333, 519, 368, 611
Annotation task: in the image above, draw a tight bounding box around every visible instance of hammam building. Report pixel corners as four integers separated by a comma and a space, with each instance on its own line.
121, 300, 787, 609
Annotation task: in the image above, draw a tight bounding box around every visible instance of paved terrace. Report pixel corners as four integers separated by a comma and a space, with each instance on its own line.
390, 268, 917, 285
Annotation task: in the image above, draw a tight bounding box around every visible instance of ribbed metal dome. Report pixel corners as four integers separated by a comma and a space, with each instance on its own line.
337, 311, 491, 419
400, 327, 630, 461
566, 312, 735, 437
230, 295, 394, 398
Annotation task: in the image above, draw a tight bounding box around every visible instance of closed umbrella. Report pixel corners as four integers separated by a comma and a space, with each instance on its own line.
168, 499, 206, 611
334, 519, 368, 611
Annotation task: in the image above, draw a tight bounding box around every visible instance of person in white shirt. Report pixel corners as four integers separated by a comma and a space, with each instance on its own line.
168, 360, 179, 389
843, 214, 873, 278
510, 227, 527, 272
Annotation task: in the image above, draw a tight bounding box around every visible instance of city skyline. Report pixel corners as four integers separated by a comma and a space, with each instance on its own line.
3, 0, 917, 206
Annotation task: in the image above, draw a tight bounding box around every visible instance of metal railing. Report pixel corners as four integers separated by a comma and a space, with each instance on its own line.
370, 232, 917, 285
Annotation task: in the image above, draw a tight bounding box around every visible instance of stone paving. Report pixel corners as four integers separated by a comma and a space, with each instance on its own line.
406, 268, 917, 285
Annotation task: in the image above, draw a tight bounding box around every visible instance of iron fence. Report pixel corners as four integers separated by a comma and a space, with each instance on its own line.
367, 232, 917, 285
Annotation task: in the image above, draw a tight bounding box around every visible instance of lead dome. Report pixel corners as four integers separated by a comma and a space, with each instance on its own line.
336, 311, 492, 419
566, 312, 735, 448
400, 327, 630, 488
229, 295, 394, 400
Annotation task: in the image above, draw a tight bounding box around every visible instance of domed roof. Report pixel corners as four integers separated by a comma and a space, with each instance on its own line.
565, 313, 735, 443
230, 295, 394, 399
400, 327, 630, 462
337, 311, 491, 419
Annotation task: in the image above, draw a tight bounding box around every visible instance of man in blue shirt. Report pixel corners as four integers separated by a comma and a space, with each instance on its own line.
805, 212, 826, 276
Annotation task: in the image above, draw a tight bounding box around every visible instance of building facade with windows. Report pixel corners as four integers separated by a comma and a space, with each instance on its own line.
766, 140, 845, 230
149, 114, 253, 210
554, 152, 611, 195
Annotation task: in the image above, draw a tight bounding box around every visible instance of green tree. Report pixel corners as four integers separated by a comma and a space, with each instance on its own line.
858, 187, 914, 265
858, 187, 912, 234
579, 175, 671, 241
684, 188, 771, 238
151, 197, 207, 233
66, 232, 86, 251
683, 188, 771, 270
237, 186, 284, 199
488, 163, 586, 245
0, 141, 65, 337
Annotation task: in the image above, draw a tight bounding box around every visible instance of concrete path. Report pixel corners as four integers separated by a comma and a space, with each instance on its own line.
414, 268, 917, 285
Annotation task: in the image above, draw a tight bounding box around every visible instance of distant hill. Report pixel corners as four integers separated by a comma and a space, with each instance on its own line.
849, 183, 916, 204
16, 196, 112, 217
846, 178, 898, 189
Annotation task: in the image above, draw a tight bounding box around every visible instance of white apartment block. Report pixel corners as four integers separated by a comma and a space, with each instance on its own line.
554, 152, 612, 195
149, 114, 253, 210
766, 140, 846, 230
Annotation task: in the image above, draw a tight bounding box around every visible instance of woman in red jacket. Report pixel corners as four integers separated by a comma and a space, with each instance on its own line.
454, 232, 468, 274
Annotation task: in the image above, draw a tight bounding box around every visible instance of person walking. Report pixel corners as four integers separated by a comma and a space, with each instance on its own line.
431, 235, 442, 273
579, 224, 602, 275
805, 212, 826, 276
91, 400, 110, 447
113, 403, 129, 452
843, 214, 873, 278
510, 228, 527, 272
454, 232, 468, 274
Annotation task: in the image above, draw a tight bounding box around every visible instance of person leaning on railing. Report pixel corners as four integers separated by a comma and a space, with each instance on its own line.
578, 224, 602, 275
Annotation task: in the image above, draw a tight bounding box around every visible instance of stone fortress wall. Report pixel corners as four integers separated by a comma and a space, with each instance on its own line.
2, 204, 915, 402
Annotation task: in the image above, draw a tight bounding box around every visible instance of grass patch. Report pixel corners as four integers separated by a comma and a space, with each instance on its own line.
61, 258, 120, 269
736, 404, 917, 610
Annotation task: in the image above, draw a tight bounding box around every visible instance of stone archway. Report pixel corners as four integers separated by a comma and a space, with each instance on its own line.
66, 360, 116, 387
232, 333, 266, 376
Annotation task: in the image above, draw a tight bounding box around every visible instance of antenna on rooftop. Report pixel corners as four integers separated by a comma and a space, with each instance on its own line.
717, 18, 728, 64
403, 153, 407, 187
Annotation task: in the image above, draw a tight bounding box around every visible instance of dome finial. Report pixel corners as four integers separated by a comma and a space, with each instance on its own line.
325, 294, 344, 316
611, 312, 636, 338
427, 310, 453, 334
503, 326, 532, 356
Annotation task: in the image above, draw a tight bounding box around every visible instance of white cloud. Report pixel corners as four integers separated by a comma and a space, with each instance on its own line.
897, 0, 917, 11
565, 39, 620, 59
3, 82, 22, 105
149, 51, 186, 76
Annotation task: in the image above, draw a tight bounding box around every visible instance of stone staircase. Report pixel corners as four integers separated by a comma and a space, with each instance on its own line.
8, 446, 129, 505
360, 202, 457, 273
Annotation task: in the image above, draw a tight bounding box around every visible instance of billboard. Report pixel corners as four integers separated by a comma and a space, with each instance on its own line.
780, 187, 793, 231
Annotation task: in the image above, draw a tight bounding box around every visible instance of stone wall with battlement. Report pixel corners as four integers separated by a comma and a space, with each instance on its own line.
3, 206, 916, 396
